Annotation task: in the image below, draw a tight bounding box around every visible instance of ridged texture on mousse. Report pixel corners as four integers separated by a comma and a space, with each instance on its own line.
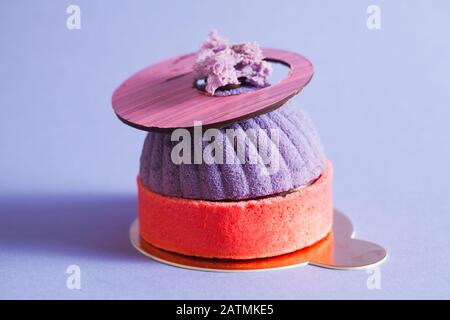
139, 102, 326, 201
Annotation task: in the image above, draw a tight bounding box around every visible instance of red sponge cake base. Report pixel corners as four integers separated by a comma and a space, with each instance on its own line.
138, 161, 333, 259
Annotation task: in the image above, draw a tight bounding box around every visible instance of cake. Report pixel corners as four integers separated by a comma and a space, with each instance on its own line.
138, 160, 332, 259
113, 31, 333, 260
139, 104, 326, 201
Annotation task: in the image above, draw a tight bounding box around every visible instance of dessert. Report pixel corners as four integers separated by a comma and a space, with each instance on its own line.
113, 31, 333, 260
138, 161, 332, 259
139, 104, 326, 201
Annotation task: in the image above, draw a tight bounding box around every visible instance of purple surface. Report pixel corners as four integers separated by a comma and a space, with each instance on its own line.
0, 0, 449, 299
139, 104, 326, 200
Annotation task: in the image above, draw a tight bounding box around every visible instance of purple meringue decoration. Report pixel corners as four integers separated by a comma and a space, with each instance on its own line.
139, 102, 326, 201
193, 30, 272, 94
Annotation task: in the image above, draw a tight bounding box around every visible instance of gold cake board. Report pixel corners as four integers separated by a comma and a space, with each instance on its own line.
129, 210, 387, 272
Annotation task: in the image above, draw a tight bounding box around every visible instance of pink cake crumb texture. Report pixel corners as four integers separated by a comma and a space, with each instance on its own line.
138, 161, 333, 260
193, 30, 272, 94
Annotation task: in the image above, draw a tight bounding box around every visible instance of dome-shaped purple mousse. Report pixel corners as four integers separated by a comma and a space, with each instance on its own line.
139, 103, 326, 201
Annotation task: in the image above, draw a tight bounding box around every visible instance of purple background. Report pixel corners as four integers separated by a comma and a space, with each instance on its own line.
1, 0, 449, 299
